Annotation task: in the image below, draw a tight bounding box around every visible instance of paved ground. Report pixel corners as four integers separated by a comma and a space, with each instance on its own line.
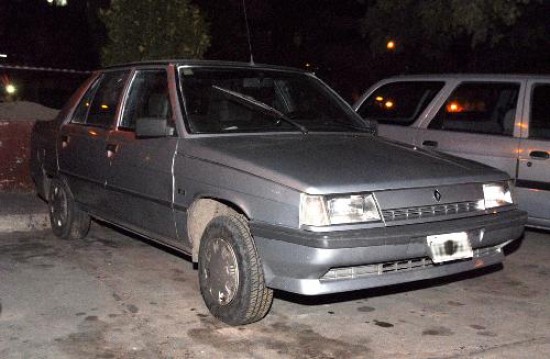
1, 223, 549, 359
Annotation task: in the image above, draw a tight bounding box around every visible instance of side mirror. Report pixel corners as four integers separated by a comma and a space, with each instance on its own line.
135, 118, 174, 138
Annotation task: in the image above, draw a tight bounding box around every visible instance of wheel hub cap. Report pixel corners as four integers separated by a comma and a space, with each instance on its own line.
50, 185, 67, 228
204, 237, 239, 305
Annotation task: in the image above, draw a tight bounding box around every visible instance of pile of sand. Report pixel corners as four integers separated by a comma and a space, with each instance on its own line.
0, 101, 59, 121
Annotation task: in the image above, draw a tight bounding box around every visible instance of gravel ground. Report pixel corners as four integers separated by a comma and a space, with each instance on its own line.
0, 101, 58, 121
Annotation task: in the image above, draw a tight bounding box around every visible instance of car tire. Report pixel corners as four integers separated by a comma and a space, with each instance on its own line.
198, 211, 273, 325
48, 178, 91, 240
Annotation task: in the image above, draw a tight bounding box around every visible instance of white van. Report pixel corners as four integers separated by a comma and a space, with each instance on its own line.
354, 74, 550, 229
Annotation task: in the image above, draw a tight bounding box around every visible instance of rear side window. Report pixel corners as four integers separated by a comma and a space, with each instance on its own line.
71, 70, 129, 127
357, 81, 444, 126
71, 78, 100, 124
428, 82, 519, 136
529, 84, 550, 140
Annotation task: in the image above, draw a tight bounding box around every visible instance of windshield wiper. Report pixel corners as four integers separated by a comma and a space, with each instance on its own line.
212, 85, 308, 134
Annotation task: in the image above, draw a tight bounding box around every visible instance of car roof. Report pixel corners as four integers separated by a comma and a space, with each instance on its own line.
102, 59, 306, 74
383, 73, 550, 81
384, 73, 550, 81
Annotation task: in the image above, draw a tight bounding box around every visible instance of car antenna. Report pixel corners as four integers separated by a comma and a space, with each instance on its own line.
242, 0, 255, 65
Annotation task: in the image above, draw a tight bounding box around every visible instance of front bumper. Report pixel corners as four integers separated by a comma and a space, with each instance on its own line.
250, 209, 527, 295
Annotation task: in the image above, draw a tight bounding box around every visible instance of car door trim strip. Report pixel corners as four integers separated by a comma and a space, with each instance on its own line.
516, 180, 550, 192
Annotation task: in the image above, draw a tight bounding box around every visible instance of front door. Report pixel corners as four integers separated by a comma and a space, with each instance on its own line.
105, 68, 179, 242
355, 80, 446, 145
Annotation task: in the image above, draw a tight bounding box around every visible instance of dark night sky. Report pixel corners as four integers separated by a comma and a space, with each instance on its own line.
0, 0, 107, 70
0, 0, 375, 99
1, 0, 549, 102
1, 0, 369, 69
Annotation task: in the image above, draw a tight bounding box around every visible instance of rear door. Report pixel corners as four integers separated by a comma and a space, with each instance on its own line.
516, 80, 550, 226
58, 70, 130, 210
105, 67, 179, 242
414, 80, 524, 178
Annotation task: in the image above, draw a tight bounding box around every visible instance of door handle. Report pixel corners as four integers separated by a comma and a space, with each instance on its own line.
422, 140, 438, 147
106, 143, 119, 158
61, 135, 69, 148
529, 151, 550, 159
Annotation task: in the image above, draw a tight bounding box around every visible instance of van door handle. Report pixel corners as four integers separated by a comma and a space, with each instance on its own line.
106, 143, 118, 152
422, 140, 438, 147
529, 151, 549, 159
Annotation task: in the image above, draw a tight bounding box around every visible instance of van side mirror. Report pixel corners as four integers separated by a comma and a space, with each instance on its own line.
135, 118, 174, 138
365, 118, 378, 135
359, 117, 378, 136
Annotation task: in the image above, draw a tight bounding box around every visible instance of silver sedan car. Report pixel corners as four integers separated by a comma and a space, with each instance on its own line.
31, 62, 526, 325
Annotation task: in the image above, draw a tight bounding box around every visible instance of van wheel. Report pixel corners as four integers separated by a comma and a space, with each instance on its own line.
48, 178, 90, 239
198, 212, 273, 325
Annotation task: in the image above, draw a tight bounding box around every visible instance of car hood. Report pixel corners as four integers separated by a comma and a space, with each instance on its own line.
183, 134, 508, 194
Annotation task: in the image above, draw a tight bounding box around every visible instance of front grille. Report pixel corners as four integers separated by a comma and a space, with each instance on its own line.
382, 201, 481, 223
320, 246, 500, 281
321, 258, 434, 281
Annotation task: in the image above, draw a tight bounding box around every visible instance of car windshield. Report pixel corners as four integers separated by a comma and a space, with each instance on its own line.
178, 67, 370, 134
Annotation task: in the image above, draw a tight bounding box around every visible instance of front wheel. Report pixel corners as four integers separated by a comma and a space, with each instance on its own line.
198, 212, 273, 325
48, 178, 91, 240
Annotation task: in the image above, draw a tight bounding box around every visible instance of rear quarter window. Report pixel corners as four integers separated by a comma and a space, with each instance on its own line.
529, 83, 550, 140
357, 81, 444, 126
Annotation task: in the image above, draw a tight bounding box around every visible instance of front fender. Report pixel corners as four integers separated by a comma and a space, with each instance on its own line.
174, 155, 301, 227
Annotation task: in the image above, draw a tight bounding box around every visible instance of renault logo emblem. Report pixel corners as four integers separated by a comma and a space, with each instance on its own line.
433, 189, 442, 202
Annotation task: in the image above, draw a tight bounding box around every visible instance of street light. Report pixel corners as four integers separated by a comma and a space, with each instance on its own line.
5, 84, 16, 95
46, 0, 68, 6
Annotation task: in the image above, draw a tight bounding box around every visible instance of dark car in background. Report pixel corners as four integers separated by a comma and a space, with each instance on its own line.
31, 61, 526, 325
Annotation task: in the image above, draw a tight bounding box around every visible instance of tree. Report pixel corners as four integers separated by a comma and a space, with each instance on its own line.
100, 0, 210, 66
360, 0, 548, 73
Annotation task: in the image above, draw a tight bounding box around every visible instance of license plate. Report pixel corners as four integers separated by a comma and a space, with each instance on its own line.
426, 232, 473, 263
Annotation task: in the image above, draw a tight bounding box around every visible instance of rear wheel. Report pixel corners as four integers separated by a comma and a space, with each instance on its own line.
48, 178, 90, 240
198, 211, 273, 325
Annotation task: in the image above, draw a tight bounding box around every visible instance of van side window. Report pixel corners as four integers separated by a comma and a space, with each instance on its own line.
357, 81, 444, 126
428, 82, 519, 136
120, 69, 174, 131
529, 84, 550, 140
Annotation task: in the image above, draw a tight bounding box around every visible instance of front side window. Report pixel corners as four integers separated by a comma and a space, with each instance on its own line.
120, 69, 173, 131
178, 67, 369, 134
529, 84, 550, 140
72, 71, 129, 128
428, 82, 519, 136
357, 81, 444, 126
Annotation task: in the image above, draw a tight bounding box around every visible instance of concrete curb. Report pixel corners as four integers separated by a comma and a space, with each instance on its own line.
0, 213, 50, 233
0, 192, 50, 233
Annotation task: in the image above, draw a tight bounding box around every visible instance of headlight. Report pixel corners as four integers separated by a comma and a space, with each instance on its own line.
483, 181, 514, 209
299, 193, 381, 226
